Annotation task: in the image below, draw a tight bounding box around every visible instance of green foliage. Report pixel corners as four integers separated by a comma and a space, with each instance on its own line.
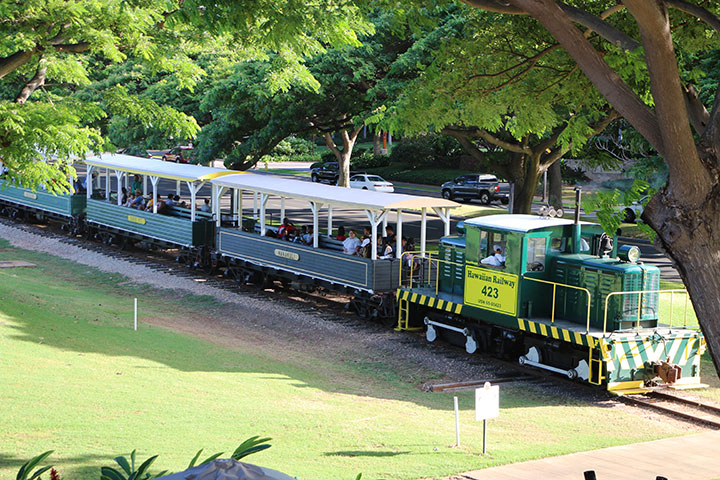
16, 450, 53, 480
231, 436, 272, 460
352, 152, 391, 169
582, 180, 654, 239
100, 450, 166, 480
388, 135, 462, 168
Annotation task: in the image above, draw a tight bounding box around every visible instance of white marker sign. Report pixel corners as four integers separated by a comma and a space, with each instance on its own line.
475, 382, 499, 421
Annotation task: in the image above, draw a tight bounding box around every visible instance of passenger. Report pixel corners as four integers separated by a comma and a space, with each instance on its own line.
130, 189, 146, 209
144, 195, 155, 211
155, 199, 167, 214
380, 241, 394, 259
179, 200, 188, 209
343, 229, 361, 255
165, 194, 176, 207
81, 172, 97, 191
481, 244, 506, 267
124, 191, 136, 208
294, 226, 308, 244
358, 230, 372, 257
120, 187, 129, 205
336, 226, 346, 241
278, 218, 295, 240
131, 175, 142, 194
384, 225, 396, 246
302, 225, 314, 246
199, 198, 211, 213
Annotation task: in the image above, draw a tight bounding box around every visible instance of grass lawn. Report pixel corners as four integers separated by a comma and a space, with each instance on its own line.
0, 237, 710, 480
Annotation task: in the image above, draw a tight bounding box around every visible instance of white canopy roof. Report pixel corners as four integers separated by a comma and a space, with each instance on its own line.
465, 214, 593, 233
211, 173, 459, 211
84, 153, 235, 182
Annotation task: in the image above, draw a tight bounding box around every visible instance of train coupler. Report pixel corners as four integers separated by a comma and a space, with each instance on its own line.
653, 360, 682, 385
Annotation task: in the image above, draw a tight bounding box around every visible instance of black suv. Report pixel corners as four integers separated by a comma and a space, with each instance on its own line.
310, 162, 364, 184
441, 174, 510, 204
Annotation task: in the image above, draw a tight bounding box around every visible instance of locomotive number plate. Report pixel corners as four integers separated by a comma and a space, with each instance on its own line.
464, 266, 518, 316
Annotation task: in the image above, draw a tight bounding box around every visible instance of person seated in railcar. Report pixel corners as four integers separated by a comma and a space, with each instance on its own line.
278, 217, 295, 240
120, 187, 129, 205
165, 194, 176, 207
131, 174, 142, 194
380, 240, 395, 259
343, 229, 361, 254
124, 191, 137, 207
199, 198, 211, 213
481, 244, 506, 267
336, 225, 346, 241
129, 190, 146, 209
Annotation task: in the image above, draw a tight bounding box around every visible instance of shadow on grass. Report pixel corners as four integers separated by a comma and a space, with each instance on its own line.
323, 450, 410, 457
0, 452, 108, 471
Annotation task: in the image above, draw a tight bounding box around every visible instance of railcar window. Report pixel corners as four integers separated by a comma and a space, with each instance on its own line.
478, 230, 488, 260
580, 236, 592, 252
550, 237, 565, 252
526, 237, 547, 272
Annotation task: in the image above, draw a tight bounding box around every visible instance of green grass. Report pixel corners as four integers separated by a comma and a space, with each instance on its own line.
0, 244, 705, 480
267, 168, 311, 176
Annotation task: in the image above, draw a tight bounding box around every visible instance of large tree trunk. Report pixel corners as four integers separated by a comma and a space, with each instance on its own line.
324, 127, 362, 187
548, 160, 563, 209
505, 152, 541, 214
644, 181, 720, 374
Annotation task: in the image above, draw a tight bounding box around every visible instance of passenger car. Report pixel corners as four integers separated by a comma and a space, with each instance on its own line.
349, 174, 394, 192
621, 195, 648, 223
441, 174, 509, 204
310, 162, 364, 184
162, 146, 196, 164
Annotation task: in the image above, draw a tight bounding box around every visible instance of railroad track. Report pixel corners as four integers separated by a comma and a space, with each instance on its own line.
619, 390, 720, 429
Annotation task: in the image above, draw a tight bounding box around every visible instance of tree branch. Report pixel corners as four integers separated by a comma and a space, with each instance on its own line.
15, 58, 47, 104
52, 42, 91, 53
624, 0, 709, 203
667, 0, 720, 35
0, 49, 36, 80
442, 125, 532, 154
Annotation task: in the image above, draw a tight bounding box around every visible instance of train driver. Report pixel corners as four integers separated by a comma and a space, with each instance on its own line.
481, 244, 506, 267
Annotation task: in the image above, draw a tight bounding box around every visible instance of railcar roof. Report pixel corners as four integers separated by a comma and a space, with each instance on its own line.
464, 214, 595, 233
83, 154, 236, 182
211, 174, 460, 211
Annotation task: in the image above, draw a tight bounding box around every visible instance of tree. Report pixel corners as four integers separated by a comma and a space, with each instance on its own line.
196, 12, 412, 187
0, 0, 372, 191
461, 0, 720, 373
376, 6, 620, 212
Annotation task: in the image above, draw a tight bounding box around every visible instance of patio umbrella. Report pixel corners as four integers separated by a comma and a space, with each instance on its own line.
155, 459, 295, 480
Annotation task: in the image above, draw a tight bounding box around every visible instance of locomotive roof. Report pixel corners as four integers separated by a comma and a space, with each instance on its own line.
83, 154, 236, 182
211, 174, 460, 211
464, 214, 594, 233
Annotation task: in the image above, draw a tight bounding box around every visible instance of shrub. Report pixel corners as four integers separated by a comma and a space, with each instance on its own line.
268, 137, 316, 158
352, 152, 391, 169
388, 134, 463, 168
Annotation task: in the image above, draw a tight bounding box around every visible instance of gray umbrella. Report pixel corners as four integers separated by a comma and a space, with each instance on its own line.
155, 459, 295, 480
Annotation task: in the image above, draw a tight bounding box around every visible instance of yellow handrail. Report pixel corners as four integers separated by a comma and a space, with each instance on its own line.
602, 289, 688, 335
522, 276, 592, 331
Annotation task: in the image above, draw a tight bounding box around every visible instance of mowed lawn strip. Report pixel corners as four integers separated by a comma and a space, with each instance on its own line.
0, 237, 704, 480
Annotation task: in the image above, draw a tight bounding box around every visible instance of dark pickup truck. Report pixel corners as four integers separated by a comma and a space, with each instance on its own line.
310, 162, 364, 184
441, 174, 510, 204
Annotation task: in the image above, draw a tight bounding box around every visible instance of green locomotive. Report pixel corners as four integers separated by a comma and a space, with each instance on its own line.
397, 213, 705, 394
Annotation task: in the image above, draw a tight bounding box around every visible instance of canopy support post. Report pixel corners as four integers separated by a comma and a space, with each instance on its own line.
328, 205, 333, 237
143, 175, 147, 198
176, 180, 180, 196
213, 186, 228, 228
86, 165, 94, 199
420, 207, 427, 257
186, 181, 204, 221
237, 189, 242, 227
105, 169, 110, 201
150, 176, 159, 213
309, 201, 323, 248
253, 192, 258, 219
114, 170, 124, 206
396, 209, 403, 259
280, 197, 285, 223
364, 210, 387, 261
260, 193, 269, 236
433, 207, 452, 237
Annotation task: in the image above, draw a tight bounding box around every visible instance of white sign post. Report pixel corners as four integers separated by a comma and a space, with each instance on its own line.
475, 382, 499, 455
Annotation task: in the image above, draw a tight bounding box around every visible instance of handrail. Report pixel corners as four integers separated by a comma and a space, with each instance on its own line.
398, 250, 468, 293
602, 289, 689, 335
522, 276, 592, 331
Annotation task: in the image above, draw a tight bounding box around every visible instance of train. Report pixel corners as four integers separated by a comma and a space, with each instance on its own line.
0, 154, 706, 394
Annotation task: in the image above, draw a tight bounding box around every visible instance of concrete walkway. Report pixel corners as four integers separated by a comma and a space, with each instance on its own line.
458, 431, 720, 480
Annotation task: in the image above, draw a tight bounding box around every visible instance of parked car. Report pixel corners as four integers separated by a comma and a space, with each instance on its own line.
349, 174, 394, 192
441, 174, 510, 204
162, 146, 196, 164
310, 162, 364, 184
621, 195, 648, 223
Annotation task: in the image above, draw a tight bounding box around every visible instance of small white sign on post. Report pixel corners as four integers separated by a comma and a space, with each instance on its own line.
475, 382, 500, 421
475, 382, 499, 455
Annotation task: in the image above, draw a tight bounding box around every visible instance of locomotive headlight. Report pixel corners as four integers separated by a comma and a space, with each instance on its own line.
618, 245, 641, 263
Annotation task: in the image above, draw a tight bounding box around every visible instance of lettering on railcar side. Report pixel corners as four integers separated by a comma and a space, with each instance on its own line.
274, 249, 300, 261
464, 265, 518, 316
23, 192, 37, 199
128, 215, 146, 225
